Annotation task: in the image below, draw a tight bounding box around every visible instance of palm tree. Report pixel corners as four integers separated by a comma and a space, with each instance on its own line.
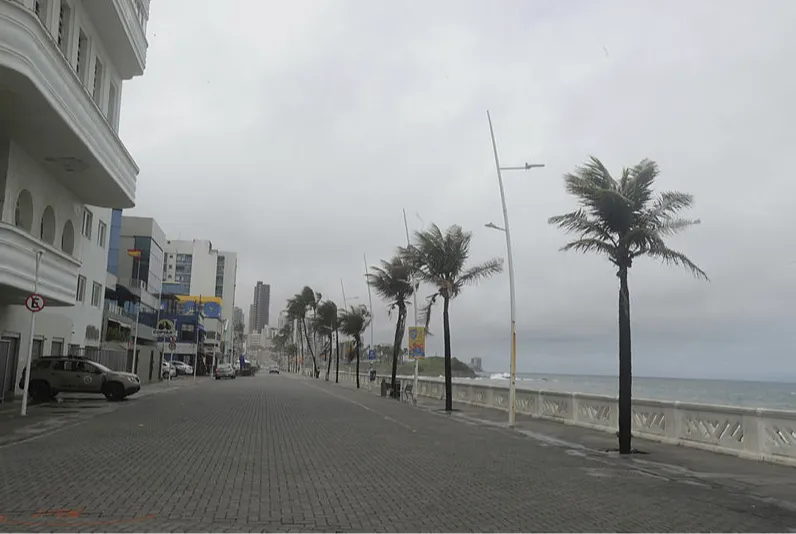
315, 300, 338, 381
402, 224, 503, 411
338, 305, 371, 389
287, 288, 322, 378
367, 255, 415, 399
549, 157, 707, 454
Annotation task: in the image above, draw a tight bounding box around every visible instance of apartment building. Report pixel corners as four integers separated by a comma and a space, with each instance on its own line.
0, 0, 151, 400
249, 281, 270, 333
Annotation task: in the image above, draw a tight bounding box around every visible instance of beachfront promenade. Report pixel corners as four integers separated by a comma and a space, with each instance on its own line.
336, 371, 796, 467
1, 373, 796, 532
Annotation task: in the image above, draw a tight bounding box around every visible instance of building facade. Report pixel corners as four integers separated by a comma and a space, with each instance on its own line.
249, 281, 270, 333
0, 0, 150, 400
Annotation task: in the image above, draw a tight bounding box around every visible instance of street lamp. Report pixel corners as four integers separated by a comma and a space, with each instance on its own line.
486, 109, 545, 428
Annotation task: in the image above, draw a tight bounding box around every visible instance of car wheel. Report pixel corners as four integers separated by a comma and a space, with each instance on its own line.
103, 382, 126, 402
29, 380, 51, 402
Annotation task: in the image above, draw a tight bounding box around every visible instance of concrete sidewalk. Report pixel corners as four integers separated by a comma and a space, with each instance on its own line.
325, 372, 796, 516
0, 376, 204, 447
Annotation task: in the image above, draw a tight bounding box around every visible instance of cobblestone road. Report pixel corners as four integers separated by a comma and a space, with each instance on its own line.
1, 373, 795, 532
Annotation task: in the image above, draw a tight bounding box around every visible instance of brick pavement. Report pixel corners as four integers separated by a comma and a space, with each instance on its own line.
0, 374, 795, 532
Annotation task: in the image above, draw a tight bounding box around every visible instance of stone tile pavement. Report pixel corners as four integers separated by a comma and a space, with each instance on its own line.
0, 372, 795, 532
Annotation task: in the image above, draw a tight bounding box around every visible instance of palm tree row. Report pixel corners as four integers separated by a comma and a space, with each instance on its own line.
277, 156, 705, 455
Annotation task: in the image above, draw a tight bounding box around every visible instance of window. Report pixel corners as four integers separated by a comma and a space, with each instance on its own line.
14, 190, 33, 232
76, 275, 86, 303
107, 82, 118, 132
32, 339, 43, 360
76, 30, 88, 82
92, 58, 104, 104
61, 220, 75, 255
40, 206, 55, 244
91, 282, 102, 307
51, 339, 64, 356
34, 0, 47, 25
81, 208, 92, 239
57, 2, 70, 53
97, 221, 107, 248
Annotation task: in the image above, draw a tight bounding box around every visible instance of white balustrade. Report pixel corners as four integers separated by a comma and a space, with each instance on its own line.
333, 370, 796, 466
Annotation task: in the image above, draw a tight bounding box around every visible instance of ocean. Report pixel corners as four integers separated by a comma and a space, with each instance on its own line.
461, 373, 796, 411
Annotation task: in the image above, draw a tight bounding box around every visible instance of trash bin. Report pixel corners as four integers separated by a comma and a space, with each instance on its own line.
380, 378, 388, 397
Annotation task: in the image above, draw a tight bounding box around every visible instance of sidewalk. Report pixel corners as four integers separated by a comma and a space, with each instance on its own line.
326, 373, 796, 514
0, 376, 204, 448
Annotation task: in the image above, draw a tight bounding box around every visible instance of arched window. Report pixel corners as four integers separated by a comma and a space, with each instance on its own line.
61, 220, 75, 255
40, 205, 56, 244
14, 190, 33, 232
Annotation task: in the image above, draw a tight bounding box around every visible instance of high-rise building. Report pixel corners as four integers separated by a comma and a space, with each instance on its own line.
249, 282, 270, 333
160, 240, 237, 363
233, 307, 244, 329
0, 0, 151, 399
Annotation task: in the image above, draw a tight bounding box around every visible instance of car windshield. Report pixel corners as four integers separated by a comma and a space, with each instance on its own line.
90, 361, 113, 373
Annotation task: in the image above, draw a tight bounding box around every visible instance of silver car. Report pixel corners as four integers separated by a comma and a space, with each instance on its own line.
215, 363, 236, 380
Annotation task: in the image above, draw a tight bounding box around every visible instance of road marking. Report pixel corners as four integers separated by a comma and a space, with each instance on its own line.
300, 381, 416, 433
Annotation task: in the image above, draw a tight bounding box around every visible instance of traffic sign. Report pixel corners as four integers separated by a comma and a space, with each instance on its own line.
368, 349, 376, 361
169, 336, 177, 343
25, 293, 45, 313
168, 342, 177, 351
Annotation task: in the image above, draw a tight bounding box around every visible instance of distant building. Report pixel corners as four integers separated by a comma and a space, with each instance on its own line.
470, 357, 483, 372
233, 306, 244, 329
249, 281, 270, 333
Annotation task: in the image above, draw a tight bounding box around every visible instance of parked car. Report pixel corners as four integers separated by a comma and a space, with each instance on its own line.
20, 356, 141, 402
269, 366, 280, 374
161, 361, 177, 379
215, 364, 236, 380
171, 361, 193, 375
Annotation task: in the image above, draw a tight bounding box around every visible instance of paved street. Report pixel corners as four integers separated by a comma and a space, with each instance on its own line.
1, 374, 796, 532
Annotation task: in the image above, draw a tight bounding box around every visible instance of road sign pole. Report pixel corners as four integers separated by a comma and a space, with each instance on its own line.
21, 251, 44, 416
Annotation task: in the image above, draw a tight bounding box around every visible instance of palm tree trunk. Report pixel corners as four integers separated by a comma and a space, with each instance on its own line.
355, 336, 361, 388
325, 332, 333, 380
335, 330, 340, 383
618, 266, 633, 454
390, 304, 407, 399
443, 296, 453, 412
301, 318, 319, 378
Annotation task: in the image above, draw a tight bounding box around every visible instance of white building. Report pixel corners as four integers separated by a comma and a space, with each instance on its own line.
161, 240, 237, 325
0, 0, 150, 400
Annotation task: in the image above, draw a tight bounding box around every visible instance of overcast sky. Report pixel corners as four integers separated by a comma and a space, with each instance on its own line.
122, 0, 796, 382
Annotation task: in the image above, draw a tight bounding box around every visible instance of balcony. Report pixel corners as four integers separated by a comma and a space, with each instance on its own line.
82, 0, 148, 79
0, 222, 81, 306
0, 0, 138, 208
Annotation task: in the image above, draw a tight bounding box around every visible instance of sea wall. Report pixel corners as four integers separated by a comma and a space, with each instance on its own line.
337, 371, 796, 467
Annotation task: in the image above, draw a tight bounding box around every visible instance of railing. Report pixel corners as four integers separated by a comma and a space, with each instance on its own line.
335, 371, 796, 467
104, 300, 136, 321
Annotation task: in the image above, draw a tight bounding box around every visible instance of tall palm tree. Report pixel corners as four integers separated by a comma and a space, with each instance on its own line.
549, 157, 707, 454
367, 255, 415, 399
338, 305, 371, 389
402, 224, 503, 411
315, 300, 338, 381
300, 286, 323, 378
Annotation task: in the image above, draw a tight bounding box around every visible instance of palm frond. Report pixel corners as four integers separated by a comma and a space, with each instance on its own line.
457, 258, 504, 289
656, 217, 701, 236
419, 293, 438, 336
646, 242, 709, 281
560, 238, 618, 261
623, 159, 658, 210
548, 209, 617, 245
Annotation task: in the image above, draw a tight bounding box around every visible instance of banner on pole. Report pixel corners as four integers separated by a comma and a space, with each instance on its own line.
407, 326, 425, 360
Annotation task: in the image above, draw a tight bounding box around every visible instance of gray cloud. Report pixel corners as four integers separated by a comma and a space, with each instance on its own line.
122, 0, 796, 382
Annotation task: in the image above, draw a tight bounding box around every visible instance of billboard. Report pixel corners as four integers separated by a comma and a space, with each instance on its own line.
174, 296, 222, 319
